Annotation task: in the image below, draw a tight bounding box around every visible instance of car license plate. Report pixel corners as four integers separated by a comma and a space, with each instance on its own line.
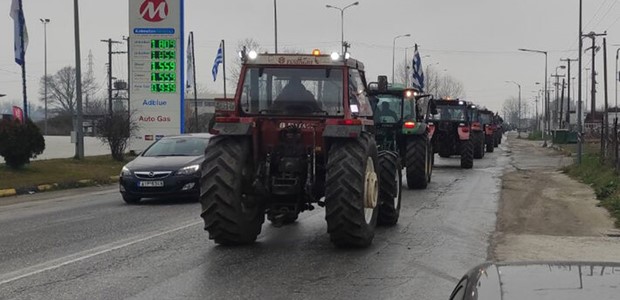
138, 181, 164, 187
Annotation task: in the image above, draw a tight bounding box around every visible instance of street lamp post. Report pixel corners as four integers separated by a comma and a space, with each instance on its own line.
519, 48, 548, 146
392, 34, 410, 84
326, 1, 359, 55
615, 47, 620, 121
506, 81, 522, 138
40, 18, 50, 135
274, 0, 278, 53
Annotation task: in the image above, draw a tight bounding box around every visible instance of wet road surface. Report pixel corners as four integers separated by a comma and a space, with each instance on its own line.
0, 142, 508, 300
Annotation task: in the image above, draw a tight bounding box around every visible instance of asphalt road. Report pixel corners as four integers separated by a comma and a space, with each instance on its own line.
0, 142, 508, 300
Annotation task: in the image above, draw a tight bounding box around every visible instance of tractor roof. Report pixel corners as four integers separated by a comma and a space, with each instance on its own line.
243, 53, 365, 70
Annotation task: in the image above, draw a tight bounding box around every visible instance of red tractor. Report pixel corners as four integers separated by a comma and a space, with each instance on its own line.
200, 50, 398, 247
479, 109, 496, 152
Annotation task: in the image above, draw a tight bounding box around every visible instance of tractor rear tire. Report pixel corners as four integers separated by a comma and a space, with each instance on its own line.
428, 144, 434, 182
199, 136, 264, 245
325, 133, 379, 248
406, 135, 429, 189
473, 132, 484, 159
460, 140, 474, 169
377, 151, 401, 226
486, 137, 495, 153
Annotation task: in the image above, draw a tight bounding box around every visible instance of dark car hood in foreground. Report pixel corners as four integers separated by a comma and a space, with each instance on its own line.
452, 261, 620, 300
125, 156, 203, 172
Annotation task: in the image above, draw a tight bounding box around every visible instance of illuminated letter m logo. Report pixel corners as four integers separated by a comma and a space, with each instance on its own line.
140, 0, 168, 22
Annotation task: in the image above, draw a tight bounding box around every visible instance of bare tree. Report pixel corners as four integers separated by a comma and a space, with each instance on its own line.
436, 75, 465, 99
229, 38, 264, 86
38, 66, 98, 116
502, 97, 520, 126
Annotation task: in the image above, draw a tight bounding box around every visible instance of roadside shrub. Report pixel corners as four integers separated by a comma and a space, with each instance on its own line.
96, 113, 138, 161
0, 119, 46, 169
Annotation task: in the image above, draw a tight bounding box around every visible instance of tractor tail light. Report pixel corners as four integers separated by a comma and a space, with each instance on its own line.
338, 119, 362, 125
459, 123, 470, 133
404, 121, 416, 129
215, 117, 240, 123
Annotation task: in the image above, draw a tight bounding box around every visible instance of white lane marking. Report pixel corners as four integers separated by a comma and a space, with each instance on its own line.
0, 220, 202, 286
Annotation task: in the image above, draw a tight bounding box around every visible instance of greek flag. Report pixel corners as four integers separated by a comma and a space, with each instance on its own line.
10, 0, 28, 66
212, 42, 223, 81
411, 44, 425, 91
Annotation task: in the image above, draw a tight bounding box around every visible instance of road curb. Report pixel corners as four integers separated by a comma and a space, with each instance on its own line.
0, 176, 120, 198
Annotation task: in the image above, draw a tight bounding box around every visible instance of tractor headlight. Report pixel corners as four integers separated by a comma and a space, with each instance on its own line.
177, 164, 200, 175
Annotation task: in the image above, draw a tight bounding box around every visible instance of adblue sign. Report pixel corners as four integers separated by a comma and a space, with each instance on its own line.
129, 0, 184, 151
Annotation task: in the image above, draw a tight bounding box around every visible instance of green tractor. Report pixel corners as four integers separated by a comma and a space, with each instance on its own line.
368, 76, 434, 194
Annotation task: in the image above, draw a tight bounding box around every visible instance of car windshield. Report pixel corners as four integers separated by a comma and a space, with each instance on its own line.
239, 67, 344, 116
141, 137, 209, 157
430, 106, 467, 121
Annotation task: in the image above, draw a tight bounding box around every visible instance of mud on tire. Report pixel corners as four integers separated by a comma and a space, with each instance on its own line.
199, 136, 264, 245
406, 135, 429, 189
460, 139, 474, 169
377, 151, 401, 226
325, 133, 379, 247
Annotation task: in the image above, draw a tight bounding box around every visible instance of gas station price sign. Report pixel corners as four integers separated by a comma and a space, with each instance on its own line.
129, 0, 185, 150
150, 39, 177, 93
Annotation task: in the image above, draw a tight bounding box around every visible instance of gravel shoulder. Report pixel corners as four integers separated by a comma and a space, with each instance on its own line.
492, 134, 620, 262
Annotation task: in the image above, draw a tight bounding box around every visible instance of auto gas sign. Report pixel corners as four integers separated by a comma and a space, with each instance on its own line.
129, 0, 184, 151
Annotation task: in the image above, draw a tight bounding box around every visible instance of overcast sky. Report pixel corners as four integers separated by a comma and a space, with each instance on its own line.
1, 0, 620, 113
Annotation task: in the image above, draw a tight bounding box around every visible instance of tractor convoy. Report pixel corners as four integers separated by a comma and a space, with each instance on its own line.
200, 50, 503, 248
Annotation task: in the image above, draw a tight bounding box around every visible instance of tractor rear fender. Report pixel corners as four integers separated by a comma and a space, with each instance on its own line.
323, 124, 364, 138
458, 123, 470, 140
471, 122, 482, 132
210, 117, 253, 136
484, 125, 494, 136
401, 122, 427, 135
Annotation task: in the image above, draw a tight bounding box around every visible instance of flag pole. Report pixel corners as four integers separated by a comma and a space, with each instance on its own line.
222, 39, 227, 99
18, 0, 28, 120
190, 32, 198, 132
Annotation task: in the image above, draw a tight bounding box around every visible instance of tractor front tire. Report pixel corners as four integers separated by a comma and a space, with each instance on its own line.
460, 139, 474, 169
406, 135, 430, 189
377, 151, 401, 226
325, 133, 379, 248
199, 136, 264, 245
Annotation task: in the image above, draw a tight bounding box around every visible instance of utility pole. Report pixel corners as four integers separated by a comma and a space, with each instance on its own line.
578, 0, 583, 164
559, 79, 566, 128
101, 38, 123, 116
551, 73, 564, 129
561, 58, 576, 127
583, 32, 607, 115
603, 37, 609, 150
73, 0, 84, 159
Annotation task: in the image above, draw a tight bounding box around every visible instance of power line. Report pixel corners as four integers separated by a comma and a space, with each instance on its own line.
591, 0, 620, 29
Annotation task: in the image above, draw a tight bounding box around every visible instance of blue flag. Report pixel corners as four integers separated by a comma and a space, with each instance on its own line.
212, 42, 223, 81
411, 44, 425, 92
10, 0, 28, 66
